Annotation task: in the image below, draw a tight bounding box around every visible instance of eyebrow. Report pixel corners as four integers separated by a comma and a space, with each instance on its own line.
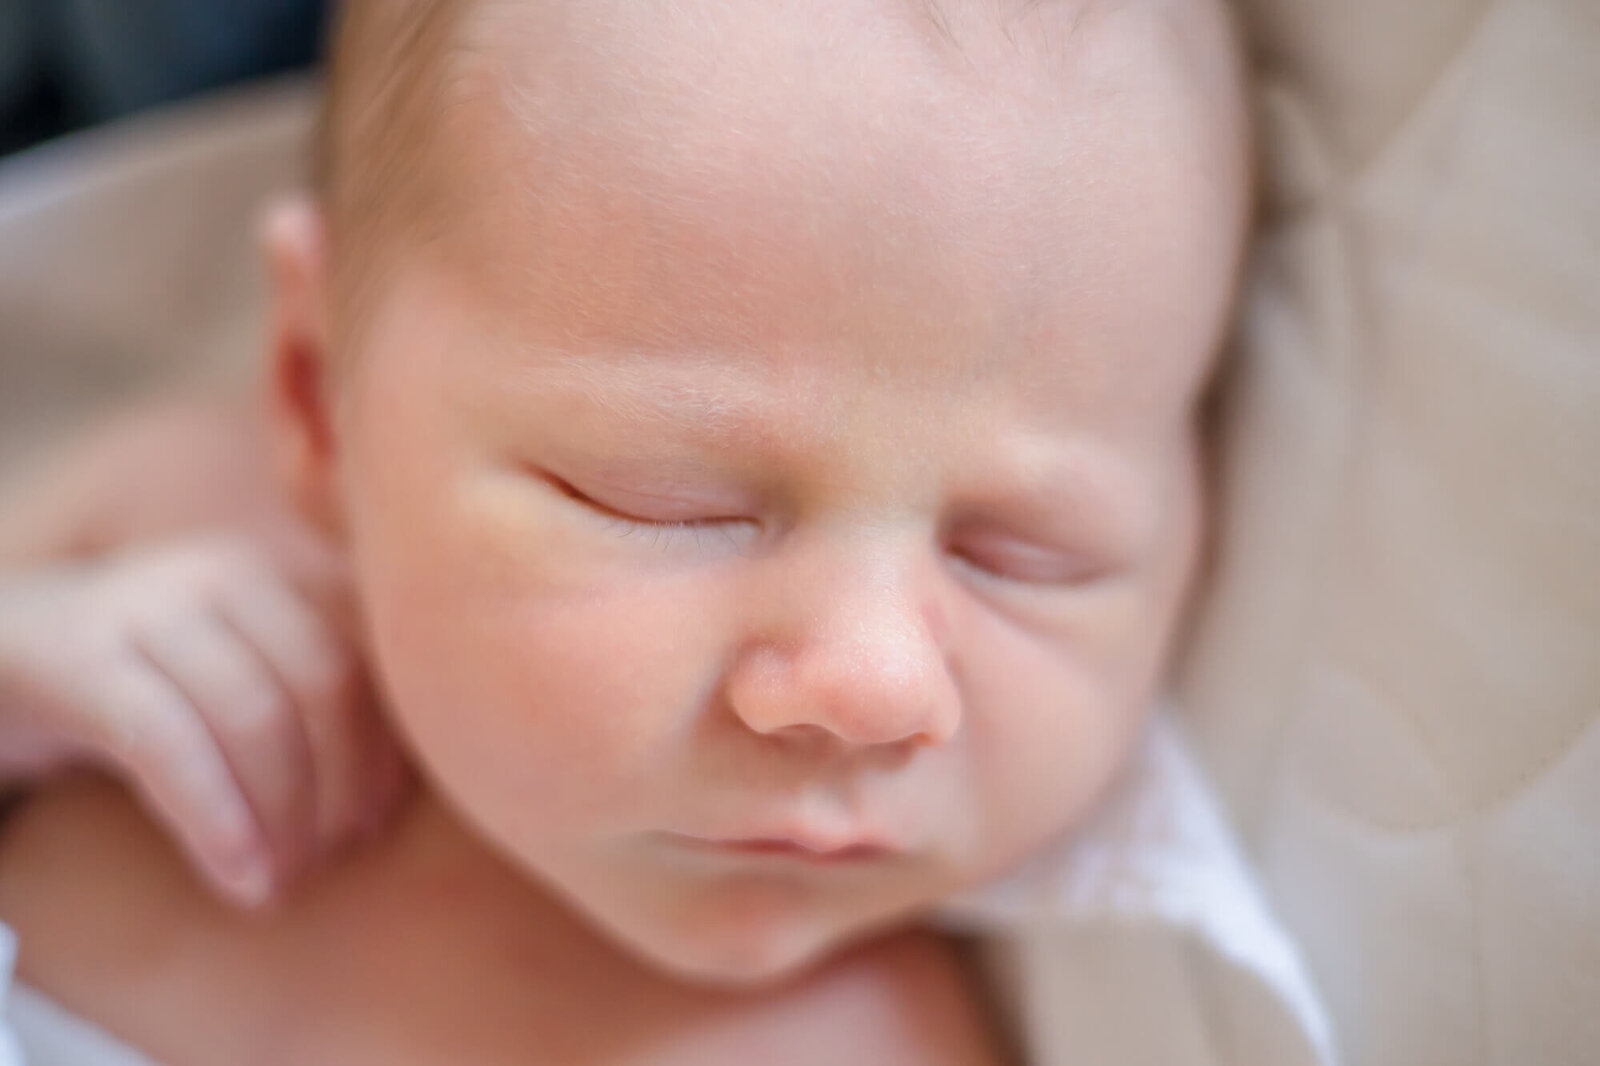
488, 343, 1152, 545
554, 357, 778, 444
483, 341, 796, 455
917, 0, 960, 45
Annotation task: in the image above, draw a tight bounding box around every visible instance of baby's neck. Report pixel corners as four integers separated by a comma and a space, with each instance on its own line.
0, 772, 1010, 1064
0, 775, 680, 1057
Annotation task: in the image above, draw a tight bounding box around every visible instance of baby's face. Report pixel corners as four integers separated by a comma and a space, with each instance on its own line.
300, 0, 1246, 983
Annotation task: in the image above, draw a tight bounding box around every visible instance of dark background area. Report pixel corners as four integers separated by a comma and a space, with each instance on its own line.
0, 0, 329, 157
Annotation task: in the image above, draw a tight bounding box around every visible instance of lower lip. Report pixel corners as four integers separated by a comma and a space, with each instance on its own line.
673, 836, 890, 865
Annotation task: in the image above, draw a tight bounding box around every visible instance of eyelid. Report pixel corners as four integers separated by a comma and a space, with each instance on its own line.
533, 466, 744, 528
946, 530, 1110, 586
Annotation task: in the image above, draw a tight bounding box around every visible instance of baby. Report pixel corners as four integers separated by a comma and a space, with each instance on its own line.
0, 0, 1251, 1060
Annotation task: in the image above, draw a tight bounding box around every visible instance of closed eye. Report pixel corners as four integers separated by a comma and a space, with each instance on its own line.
945, 535, 1111, 587
535, 468, 758, 552
542, 471, 723, 526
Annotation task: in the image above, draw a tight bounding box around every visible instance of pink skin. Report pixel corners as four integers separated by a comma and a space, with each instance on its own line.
271, 0, 1248, 985
0, 395, 411, 913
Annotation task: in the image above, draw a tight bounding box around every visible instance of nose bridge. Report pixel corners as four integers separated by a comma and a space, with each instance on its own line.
729, 524, 961, 748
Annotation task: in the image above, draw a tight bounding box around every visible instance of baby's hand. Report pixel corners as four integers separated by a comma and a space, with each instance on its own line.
0, 535, 410, 909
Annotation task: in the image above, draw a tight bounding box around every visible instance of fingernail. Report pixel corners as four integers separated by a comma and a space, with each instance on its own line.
222, 853, 275, 909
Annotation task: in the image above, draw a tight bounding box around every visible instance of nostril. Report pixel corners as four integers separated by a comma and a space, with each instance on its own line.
757, 722, 846, 760
725, 635, 961, 750
724, 559, 962, 749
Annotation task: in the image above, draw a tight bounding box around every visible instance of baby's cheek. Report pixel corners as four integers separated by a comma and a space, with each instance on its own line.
360, 520, 729, 832
952, 508, 1197, 883
956, 614, 1146, 876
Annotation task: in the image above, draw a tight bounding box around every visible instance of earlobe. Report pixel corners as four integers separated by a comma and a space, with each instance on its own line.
261, 197, 344, 540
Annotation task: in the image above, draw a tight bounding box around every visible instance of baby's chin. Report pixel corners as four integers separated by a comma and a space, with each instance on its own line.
578, 882, 916, 990
623, 927, 836, 990
620, 920, 914, 991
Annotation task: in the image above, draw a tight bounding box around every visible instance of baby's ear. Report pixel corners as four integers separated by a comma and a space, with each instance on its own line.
261, 197, 343, 541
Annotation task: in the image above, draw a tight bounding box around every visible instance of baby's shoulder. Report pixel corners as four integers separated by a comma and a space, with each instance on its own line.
0, 775, 283, 1063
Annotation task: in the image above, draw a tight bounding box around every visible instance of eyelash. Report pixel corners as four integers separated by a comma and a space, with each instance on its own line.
944, 532, 1118, 588
546, 470, 1102, 583
599, 513, 743, 551
541, 473, 751, 551
948, 548, 1096, 587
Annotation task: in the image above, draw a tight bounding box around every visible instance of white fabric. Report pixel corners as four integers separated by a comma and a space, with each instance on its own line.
0, 928, 25, 1066
0, 991, 157, 1066
0, 713, 1330, 1066
932, 713, 1336, 1066
0, 925, 155, 1066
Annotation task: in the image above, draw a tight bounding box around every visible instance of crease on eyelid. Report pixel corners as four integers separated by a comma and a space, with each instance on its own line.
532, 467, 653, 522
526, 463, 738, 529
524, 465, 590, 505
946, 535, 1108, 586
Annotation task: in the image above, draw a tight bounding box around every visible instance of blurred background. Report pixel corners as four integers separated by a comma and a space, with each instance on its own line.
0, 0, 326, 157
0, 1, 329, 466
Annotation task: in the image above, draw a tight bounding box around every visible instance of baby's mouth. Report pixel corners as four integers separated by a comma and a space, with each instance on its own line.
663, 832, 895, 865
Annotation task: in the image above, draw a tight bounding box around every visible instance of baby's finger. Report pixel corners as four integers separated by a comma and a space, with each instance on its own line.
213, 573, 370, 854
134, 606, 317, 888
90, 652, 274, 908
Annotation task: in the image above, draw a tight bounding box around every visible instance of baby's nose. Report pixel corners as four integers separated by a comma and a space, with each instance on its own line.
724, 542, 962, 750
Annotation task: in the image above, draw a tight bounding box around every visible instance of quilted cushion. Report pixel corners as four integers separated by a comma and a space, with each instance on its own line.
1178, 1, 1600, 1064
0, 5, 1595, 1063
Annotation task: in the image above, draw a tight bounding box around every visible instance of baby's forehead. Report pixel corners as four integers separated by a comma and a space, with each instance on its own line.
324, 0, 1236, 219
326, 0, 1247, 412
457, 0, 1199, 129
449, 14, 1229, 294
